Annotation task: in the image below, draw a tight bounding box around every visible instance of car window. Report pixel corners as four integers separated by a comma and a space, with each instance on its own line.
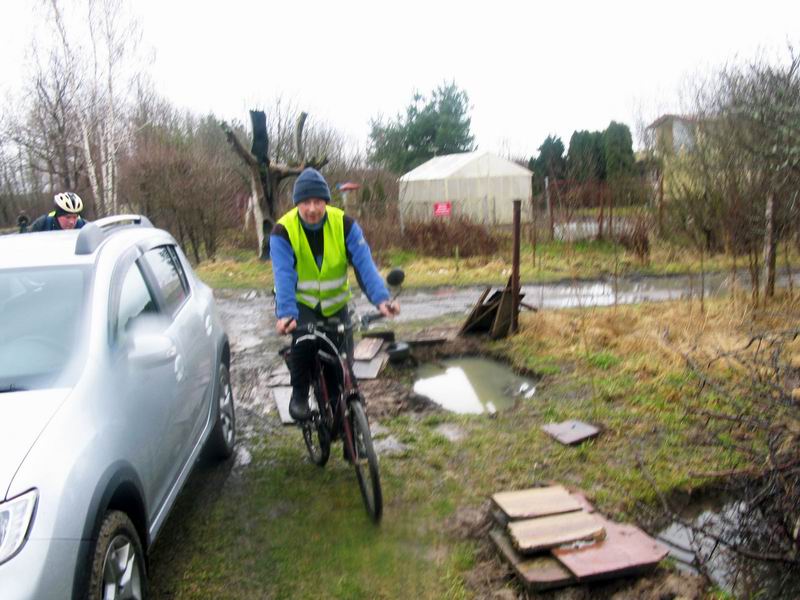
0, 266, 91, 389
141, 246, 188, 315
116, 262, 158, 345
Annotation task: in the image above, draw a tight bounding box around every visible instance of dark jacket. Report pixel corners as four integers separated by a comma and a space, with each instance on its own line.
29, 211, 87, 232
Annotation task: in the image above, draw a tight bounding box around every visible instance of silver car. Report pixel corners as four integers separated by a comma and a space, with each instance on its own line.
0, 215, 235, 599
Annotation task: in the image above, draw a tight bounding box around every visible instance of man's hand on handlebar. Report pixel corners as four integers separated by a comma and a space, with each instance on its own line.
276, 316, 297, 335
378, 300, 400, 318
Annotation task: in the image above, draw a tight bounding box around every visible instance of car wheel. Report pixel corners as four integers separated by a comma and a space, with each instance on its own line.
205, 362, 236, 460
88, 511, 147, 600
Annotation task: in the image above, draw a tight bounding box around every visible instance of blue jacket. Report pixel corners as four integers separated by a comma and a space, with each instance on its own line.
270, 212, 390, 320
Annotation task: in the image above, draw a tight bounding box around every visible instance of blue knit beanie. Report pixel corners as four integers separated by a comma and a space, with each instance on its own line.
292, 168, 331, 205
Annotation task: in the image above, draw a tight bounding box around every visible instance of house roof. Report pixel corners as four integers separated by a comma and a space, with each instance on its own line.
399, 150, 532, 182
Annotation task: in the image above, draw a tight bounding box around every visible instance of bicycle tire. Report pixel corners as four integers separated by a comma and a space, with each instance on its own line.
303, 388, 330, 466
349, 400, 383, 522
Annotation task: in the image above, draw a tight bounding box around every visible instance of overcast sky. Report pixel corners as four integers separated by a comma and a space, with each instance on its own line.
2, 0, 799, 158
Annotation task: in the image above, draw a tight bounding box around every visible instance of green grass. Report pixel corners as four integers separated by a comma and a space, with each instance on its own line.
195, 237, 787, 291
148, 281, 798, 598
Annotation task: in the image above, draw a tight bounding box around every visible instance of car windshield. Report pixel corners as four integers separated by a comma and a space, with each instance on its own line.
0, 265, 91, 390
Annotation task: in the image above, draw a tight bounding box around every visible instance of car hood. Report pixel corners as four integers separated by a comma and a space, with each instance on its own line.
0, 388, 71, 500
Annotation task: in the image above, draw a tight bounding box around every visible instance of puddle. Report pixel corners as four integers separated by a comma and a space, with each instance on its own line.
357, 271, 800, 320
658, 496, 800, 597
413, 357, 535, 414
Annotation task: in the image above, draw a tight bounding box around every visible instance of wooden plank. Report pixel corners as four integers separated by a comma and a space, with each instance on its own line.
492, 486, 583, 520
458, 287, 492, 335
353, 337, 383, 361
542, 420, 600, 445
490, 529, 576, 592
553, 518, 668, 580
490, 285, 514, 339
508, 511, 605, 554
353, 352, 388, 380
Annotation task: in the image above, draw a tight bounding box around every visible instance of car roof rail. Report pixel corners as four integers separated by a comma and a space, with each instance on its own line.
75, 214, 154, 255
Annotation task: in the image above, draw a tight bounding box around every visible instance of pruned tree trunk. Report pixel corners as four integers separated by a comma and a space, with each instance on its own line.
222, 109, 328, 259
763, 191, 777, 299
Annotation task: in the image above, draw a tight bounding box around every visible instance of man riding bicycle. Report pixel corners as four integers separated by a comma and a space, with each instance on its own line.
270, 168, 399, 422
29, 192, 87, 231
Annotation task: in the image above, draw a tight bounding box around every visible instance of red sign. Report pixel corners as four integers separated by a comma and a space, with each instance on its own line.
433, 201, 452, 217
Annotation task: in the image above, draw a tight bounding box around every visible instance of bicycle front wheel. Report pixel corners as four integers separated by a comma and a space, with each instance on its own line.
303, 389, 330, 466
349, 400, 383, 522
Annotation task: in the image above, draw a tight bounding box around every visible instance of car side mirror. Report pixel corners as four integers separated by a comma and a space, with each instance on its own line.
127, 332, 176, 368
124, 314, 175, 368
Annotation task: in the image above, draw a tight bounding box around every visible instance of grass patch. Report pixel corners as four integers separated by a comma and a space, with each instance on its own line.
196, 238, 799, 290
149, 294, 800, 598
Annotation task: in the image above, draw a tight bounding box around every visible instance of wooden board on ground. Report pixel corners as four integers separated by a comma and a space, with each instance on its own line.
508, 511, 605, 554
542, 420, 600, 445
552, 518, 668, 581
458, 287, 492, 335
270, 360, 289, 377
353, 337, 384, 361
266, 372, 291, 387
490, 529, 576, 592
490, 285, 515, 339
492, 486, 584, 520
272, 386, 295, 425
353, 352, 389, 380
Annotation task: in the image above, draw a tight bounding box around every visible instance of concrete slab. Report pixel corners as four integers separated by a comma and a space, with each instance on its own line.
492, 486, 583, 520
491, 529, 577, 592
508, 511, 605, 554
542, 420, 600, 445
553, 518, 668, 580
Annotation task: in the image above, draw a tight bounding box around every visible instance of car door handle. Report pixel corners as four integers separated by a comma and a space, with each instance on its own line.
174, 353, 185, 382
204, 314, 213, 336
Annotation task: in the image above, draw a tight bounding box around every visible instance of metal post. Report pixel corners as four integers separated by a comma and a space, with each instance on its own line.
512, 199, 521, 334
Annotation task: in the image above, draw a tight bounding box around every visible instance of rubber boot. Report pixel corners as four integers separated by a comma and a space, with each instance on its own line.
289, 385, 311, 421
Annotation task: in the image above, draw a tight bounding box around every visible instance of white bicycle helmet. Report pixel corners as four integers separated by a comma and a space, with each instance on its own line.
54, 192, 83, 214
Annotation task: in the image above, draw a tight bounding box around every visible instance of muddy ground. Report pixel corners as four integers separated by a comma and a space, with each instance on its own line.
149, 288, 708, 599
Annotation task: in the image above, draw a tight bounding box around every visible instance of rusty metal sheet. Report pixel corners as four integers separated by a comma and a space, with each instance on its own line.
490, 529, 576, 592
553, 518, 669, 580
353, 352, 388, 380
541, 420, 600, 445
353, 337, 383, 361
492, 486, 583, 520
508, 511, 605, 554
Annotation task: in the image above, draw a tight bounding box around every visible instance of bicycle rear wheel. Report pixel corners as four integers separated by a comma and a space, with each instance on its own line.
303, 388, 330, 466
349, 400, 382, 522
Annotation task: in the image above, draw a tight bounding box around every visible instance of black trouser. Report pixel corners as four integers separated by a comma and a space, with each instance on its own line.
286, 304, 353, 402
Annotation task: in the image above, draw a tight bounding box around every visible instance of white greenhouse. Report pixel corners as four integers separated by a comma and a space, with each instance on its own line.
398, 151, 532, 225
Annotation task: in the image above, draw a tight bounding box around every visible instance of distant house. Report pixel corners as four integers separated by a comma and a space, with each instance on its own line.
398, 151, 532, 226
647, 114, 699, 156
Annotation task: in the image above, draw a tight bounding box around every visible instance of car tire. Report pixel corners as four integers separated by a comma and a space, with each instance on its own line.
88, 510, 147, 600
205, 362, 236, 460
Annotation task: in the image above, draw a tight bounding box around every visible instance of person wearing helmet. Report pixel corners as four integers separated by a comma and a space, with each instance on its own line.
29, 192, 87, 232
270, 168, 400, 421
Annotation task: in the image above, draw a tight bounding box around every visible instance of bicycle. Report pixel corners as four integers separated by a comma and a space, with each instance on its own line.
279, 270, 404, 522
285, 315, 384, 521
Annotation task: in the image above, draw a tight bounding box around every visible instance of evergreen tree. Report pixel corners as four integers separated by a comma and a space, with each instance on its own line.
368, 82, 475, 173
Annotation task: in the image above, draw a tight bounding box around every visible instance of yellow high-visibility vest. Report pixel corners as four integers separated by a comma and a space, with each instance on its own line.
278, 206, 352, 316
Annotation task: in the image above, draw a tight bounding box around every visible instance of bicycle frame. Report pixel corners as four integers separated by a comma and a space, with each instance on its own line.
305, 324, 360, 462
